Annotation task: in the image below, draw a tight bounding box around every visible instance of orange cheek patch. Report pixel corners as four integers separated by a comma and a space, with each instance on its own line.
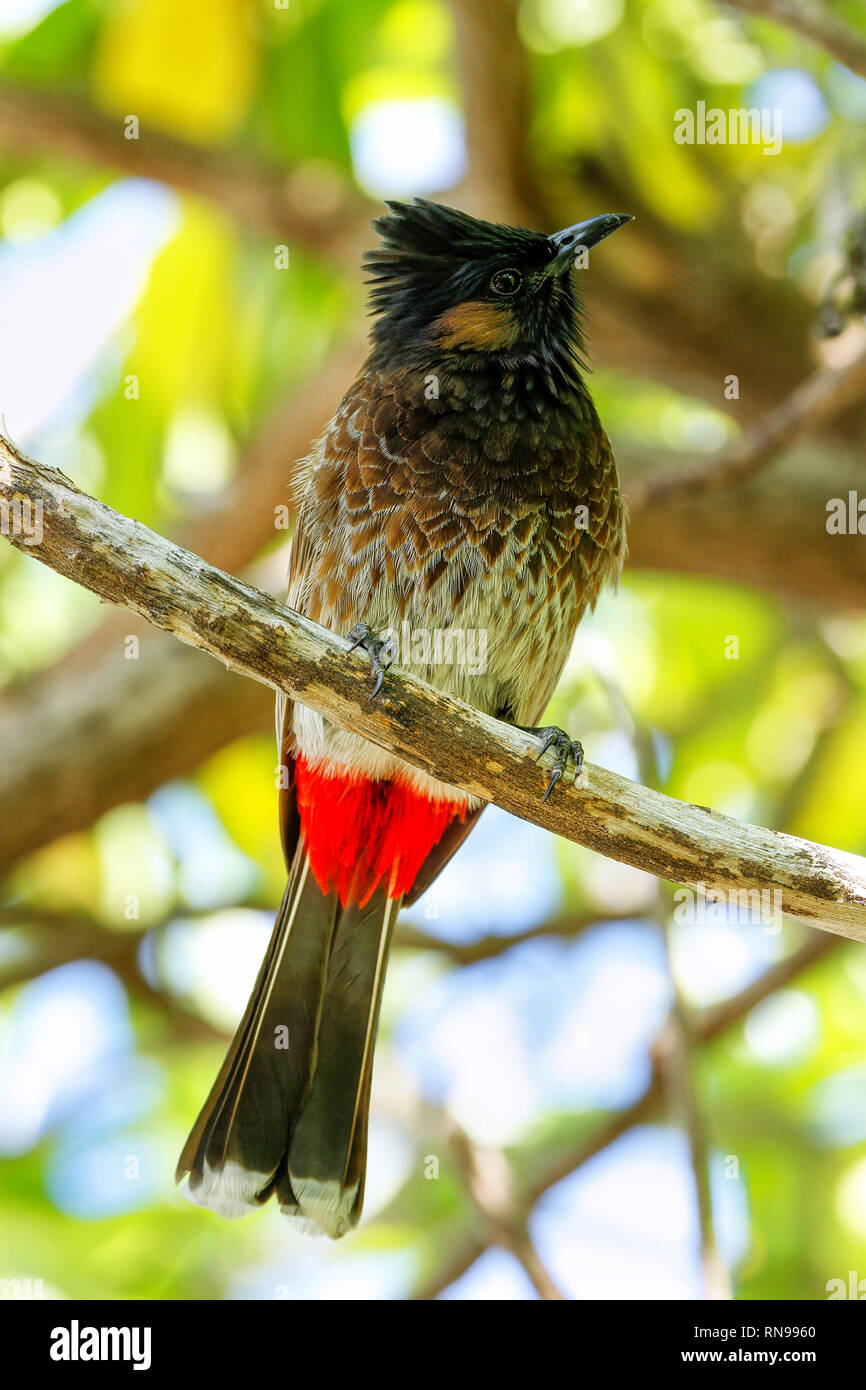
432, 301, 521, 351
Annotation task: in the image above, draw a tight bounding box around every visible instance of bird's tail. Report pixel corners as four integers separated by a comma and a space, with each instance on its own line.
176, 840, 398, 1238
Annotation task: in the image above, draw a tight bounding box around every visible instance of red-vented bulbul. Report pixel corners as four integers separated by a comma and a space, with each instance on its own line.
177, 199, 630, 1236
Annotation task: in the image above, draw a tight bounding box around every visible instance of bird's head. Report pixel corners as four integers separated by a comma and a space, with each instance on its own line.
364, 198, 632, 374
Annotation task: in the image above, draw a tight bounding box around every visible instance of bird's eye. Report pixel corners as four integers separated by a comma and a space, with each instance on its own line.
489, 268, 523, 297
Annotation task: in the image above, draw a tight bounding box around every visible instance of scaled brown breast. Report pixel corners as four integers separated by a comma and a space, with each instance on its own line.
291, 364, 626, 649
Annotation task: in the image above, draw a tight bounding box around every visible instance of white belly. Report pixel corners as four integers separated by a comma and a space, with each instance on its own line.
288, 533, 579, 803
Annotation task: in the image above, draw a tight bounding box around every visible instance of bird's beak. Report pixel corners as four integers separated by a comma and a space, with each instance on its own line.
547, 213, 633, 273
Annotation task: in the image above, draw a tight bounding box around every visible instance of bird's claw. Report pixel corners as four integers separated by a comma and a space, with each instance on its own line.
528, 726, 584, 802
347, 622, 394, 700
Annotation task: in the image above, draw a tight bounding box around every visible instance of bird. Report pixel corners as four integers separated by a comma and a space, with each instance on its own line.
177, 197, 631, 1237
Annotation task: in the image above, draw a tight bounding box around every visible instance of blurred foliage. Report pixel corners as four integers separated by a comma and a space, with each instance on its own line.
0, 0, 865, 1301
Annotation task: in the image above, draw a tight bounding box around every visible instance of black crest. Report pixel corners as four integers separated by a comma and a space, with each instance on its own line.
364, 198, 582, 370
367, 198, 546, 267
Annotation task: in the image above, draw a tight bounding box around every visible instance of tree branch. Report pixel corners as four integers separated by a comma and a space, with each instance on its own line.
624, 437, 866, 608
444, 1115, 566, 1299
609, 679, 731, 1299
725, 0, 866, 80
398, 906, 627, 963
414, 930, 841, 1297
0, 901, 628, 988
2, 432, 865, 939
1, 427, 862, 878
0, 82, 366, 255
0, 641, 272, 874
657, 941, 733, 1299
448, 0, 537, 224
628, 341, 866, 511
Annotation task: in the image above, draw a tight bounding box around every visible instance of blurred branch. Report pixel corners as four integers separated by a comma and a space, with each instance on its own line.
0, 634, 272, 876
624, 437, 866, 609
774, 631, 857, 830
445, 1116, 566, 1299
415, 930, 841, 1297
818, 213, 866, 335
655, 1003, 731, 1300
0, 909, 223, 1040
0, 81, 366, 255
0, 902, 632, 991
611, 679, 731, 1300
168, 342, 365, 575
418, 641, 851, 1298
725, 0, 866, 79
4, 434, 866, 940
449, 0, 537, 224
629, 341, 866, 511
397, 906, 629, 962
528, 936, 840, 1211
0, 909, 149, 991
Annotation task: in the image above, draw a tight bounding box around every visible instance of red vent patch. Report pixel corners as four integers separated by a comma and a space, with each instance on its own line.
293, 757, 465, 907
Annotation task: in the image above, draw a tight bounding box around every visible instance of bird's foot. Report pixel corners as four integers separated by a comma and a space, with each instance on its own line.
347, 621, 394, 700
522, 726, 584, 802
